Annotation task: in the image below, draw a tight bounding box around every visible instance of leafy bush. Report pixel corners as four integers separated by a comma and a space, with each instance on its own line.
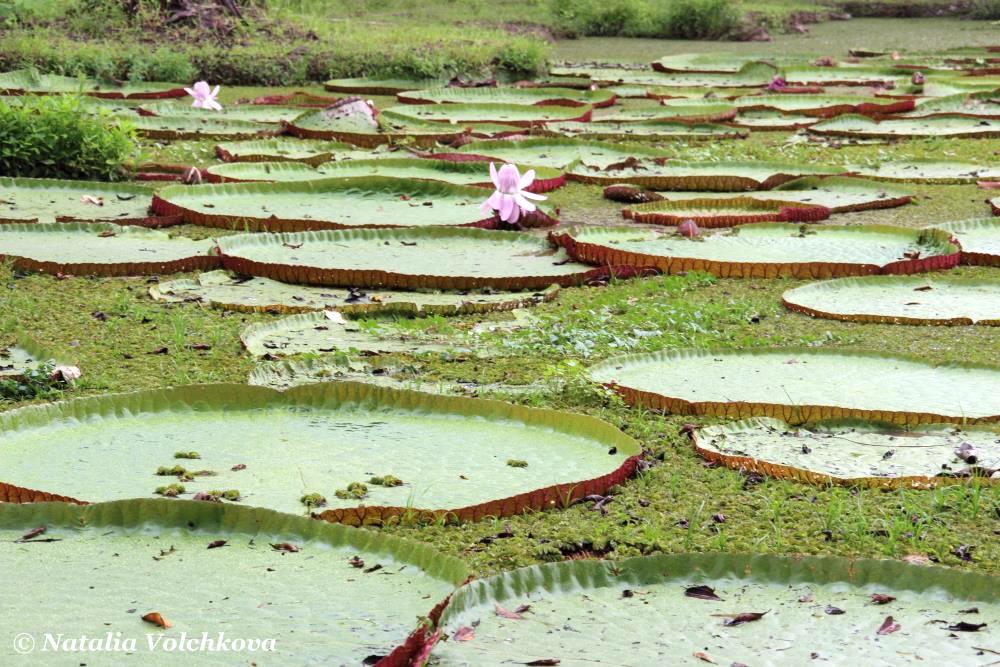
547, 0, 739, 39
0, 94, 137, 180
970, 0, 1000, 19
0, 361, 64, 403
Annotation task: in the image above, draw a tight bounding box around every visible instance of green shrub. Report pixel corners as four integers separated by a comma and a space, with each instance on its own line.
547, 0, 739, 39
970, 0, 1000, 19
660, 0, 740, 39
0, 361, 63, 403
0, 95, 137, 180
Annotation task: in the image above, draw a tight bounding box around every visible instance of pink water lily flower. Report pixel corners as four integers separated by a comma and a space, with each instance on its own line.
481, 163, 546, 224
185, 81, 222, 111
766, 76, 787, 92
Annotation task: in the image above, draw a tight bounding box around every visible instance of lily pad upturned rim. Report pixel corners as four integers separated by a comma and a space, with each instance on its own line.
0, 498, 468, 667
395, 86, 617, 109
129, 114, 283, 141
150, 176, 558, 233
380, 103, 595, 128
589, 347, 1000, 426
690, 416, 1000, 489
216, 226, 615, 291
281, 118, 468, 148
808, 113, 1000, 139
623, 197, 832, 228
782, 275, 1000, 326
0, 222, 220, 277
0, 382, 641, 527
549, 224, 960, 280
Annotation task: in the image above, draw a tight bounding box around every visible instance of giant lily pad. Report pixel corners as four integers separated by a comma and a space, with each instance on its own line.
0, 223, 216, 276
442, 138, 671, 169
550, 62, 779, 88
381, 103, 593, 127
0, 69, 185, 98
902, 93, 1000, 119
727, 109, 820, 130
241, 311, 479, 356
624, 176, 914, 213
782, 65, 909, 87
715, 93, 915, 117
545, 120, 746, 141
216, 227, 606, 290
137, 100, 306, 124
551, 224, 959, 279
127, 113, 279, 140
0, 383, 639, 524
623, 197, 831, 228
151, 177, 556, 232
0, 499, 466, 665
151, 270, 559, 315
809, 114, 1000, 139
848, 159, 1000, 184
693, 417, 1000, 488
568, 161, 842, 191
431, 553, 1000, 666
595, 104, 738, 123
203, 158, 565, 192
589, 348, 1000, 425
324, 76, 445, 95
397, 86, 615, 108
0, 178, 170, 226
214, 138, 364, 165
653, 53, 786, 73
783, 275, 1000, 326
938, 218, 1000, 266
284, 110, 474, 147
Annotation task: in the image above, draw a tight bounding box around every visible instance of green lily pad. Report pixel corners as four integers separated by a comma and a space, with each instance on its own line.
552, 224, 958, 279
783, 275, 1000, 325
0, 223, 216, 276
569, 161, 842, 190
443, 138, 671, 169
397, 86, 615, 107
550, 62, 779, 88
653, 53, 785, 73
848, 159, 1000, 184
718, 93, 915, 116
381, 103, 592, 126
595, 103, 737, 123
728, 109, 819, 130
639, 176, 914, 213
432, 553, 1000, 666
151, 176, 556, 232
241, 311, 478, 356
0, 499, 466, 664
150, 270, 559, 315
126, 113, 278, 140
203, 158, 564, 191
693, 417, 1000, 487
0, 383, 639, 523
545, 120, 746, 140
138, 100, 306, 124
0, 178, 161, 225
0, 69, 186, 98
214, 138, 365, 165
589, 348, 1000, 425
938, 218, 1000, 266
902, 93, 1000, 119
623, 197, 830, 228
284, 110, 475, 146
216, 227, 604, 290
809, 114, 1000, 139
782, 65, 908, 87
324, 76, 444, 94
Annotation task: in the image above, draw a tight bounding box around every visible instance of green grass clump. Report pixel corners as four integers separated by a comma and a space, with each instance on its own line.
0, 361, 64, 404
334, 482, 369, 500
507, 459, 529, 468
369, 475, 404, 487
548, 0, 740, 38
300, 492, 327, 508
154, 483, 185, 497
207, 489, 242, 501
0, 94, 137, 180
173, 451, 200, 460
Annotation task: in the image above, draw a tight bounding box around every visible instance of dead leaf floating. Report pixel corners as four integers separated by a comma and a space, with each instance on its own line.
685, 585, 723, 601
877, 616, 901, 635
521, 661, 560, 666
948, 621, 987, 632
870, 594, 896, 605
270, 542, 300, 553
142, 612, 172, 629
452, 626, 475, 642
719, 611, 769, 626
81, 195, 104, 206
19, 525, 47, 541
206, 540, 227, 549
494, 603, 526, 620
692, 651, 715, 664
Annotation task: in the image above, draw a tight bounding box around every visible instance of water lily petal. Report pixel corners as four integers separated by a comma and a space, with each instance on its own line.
520, 191, 546, 201
518, 169, 536, 189
499, 194, 515, 222
506, 199, 521, 223
489, 162, 500, 190
514, 193, 537, 213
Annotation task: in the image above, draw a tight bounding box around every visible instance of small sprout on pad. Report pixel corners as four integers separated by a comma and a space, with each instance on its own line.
156, 465, 189, 477
207, 489, 241, 501
300, 493, 327, 509
155, 484, 185, 497
174, 451, 200, 459
507, 459, 528, 468
369, 475, 403, 487
335, 482, 368, 500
